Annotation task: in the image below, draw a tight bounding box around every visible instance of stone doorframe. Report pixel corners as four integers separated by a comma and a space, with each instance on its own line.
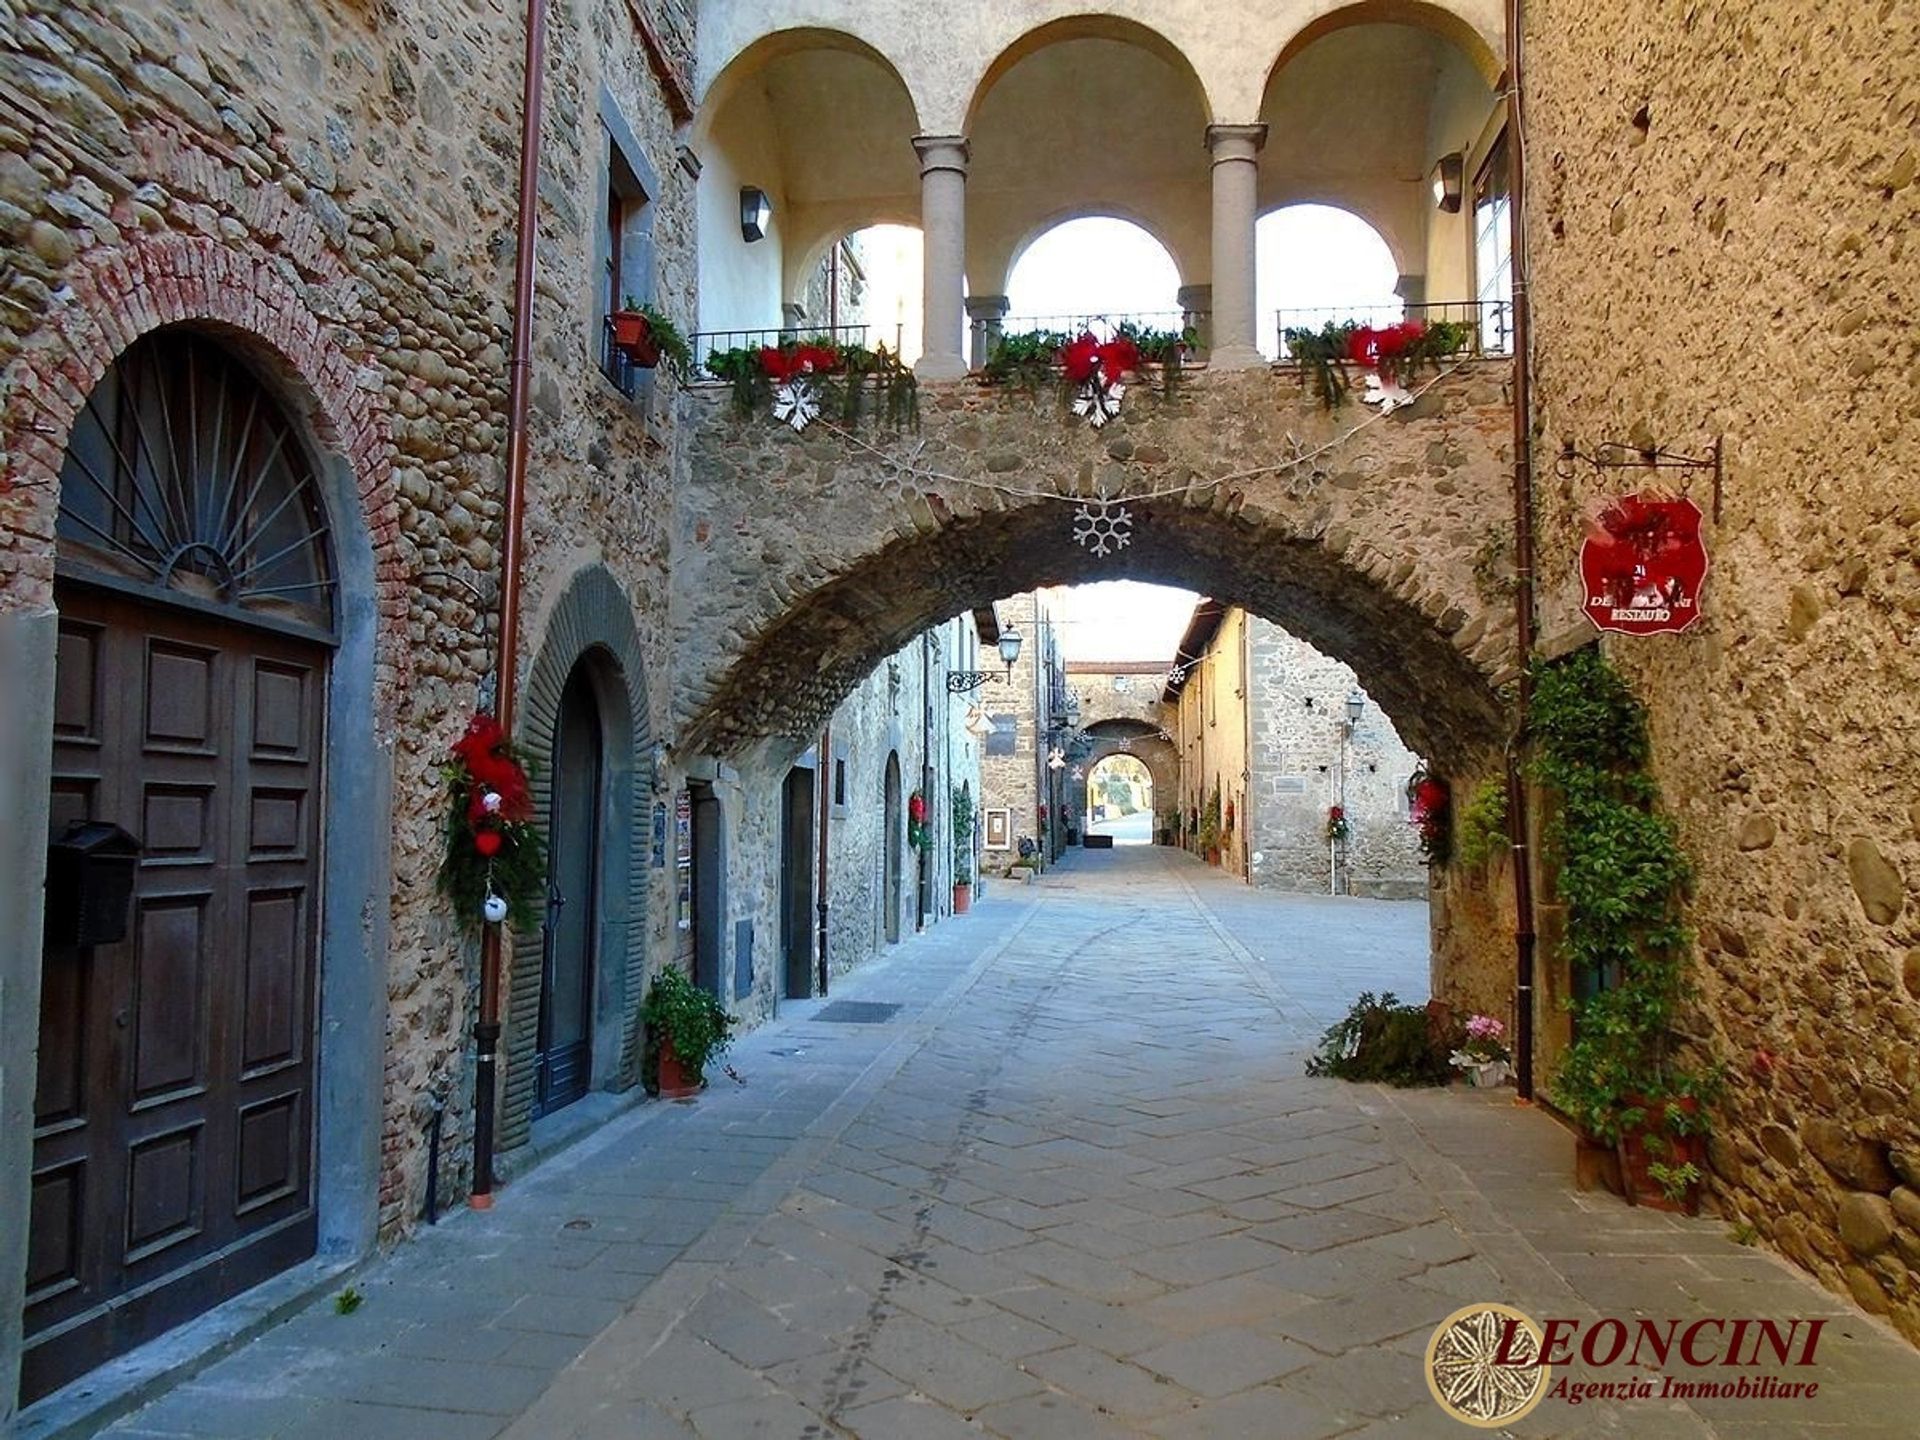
0, 234, 400, 1419
501, 565, 653, 1151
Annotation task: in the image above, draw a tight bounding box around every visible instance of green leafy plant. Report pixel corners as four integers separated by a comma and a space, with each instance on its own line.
334, 1286, 363, 1315
1198, 783, 1222, 854
951, 784, 974, 883
625, 298, 693, 381
1646, 1160, 1703, 1205
1535, 648, 1719, 1145
981, 328, 1068, 391
1729, 1220, 1760, 1246
642, 965, 732, 1086
1456, 778, 1509, 869
1306, 991, 1452, 1086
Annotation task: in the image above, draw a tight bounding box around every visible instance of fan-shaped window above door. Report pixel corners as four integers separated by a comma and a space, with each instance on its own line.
57, 327, 336, 637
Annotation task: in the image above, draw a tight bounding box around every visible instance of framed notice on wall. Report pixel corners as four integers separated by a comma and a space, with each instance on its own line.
983, 808, 1011, 851
675, 790, 692, 930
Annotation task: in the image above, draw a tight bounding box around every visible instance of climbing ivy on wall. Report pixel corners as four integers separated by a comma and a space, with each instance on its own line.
1532, 647, 1717, 1142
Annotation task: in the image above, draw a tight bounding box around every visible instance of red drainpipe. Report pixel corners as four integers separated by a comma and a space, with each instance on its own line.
1503, 0, 1540, 1102
472, 0, 547, 1208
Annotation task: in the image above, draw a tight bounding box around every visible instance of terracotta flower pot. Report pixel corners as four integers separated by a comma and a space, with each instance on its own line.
953, 881, 972, 914
656, 1035, 701, 1099
1616, 1095, 1704, 1213
610, 311, 662, 367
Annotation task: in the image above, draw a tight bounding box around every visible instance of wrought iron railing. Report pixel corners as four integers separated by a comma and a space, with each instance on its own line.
995, 310, 1203, 342
1273, 299, 1511, 359
600, 316, 645, 399
688, 323, 874, 379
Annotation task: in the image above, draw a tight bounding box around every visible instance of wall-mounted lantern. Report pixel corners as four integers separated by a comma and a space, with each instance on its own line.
739, 186, 772, 242
1430, 152, 1464, 213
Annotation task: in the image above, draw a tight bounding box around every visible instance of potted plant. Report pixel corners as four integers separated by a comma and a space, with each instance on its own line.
641, 965, 731, 1099
951, 784, 975, 913
610, 298, 694, 380
1448, 1013, 1513, 1088
1158, 810, 1176, 846
1200, 785, 1222, 863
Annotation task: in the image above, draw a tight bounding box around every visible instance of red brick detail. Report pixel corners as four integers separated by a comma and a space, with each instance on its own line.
1, 231, 408, 712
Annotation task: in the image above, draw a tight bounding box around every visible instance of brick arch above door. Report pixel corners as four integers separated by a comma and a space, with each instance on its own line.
502, 563, 654, 1151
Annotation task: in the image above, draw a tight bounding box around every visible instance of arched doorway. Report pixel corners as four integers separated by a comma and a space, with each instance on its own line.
534, 660, 603, 1117
780, 765, 816, 998
882, 753, 903, 943
1084, 753, 1154, 845
30, 328, 335, 1398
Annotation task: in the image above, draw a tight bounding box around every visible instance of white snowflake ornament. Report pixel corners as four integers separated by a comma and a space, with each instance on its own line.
771, 378, 820, 432
1361, 372, 1414, 413
1071, 378, 1125, 428
1047, 748, 1067, 771
1071, 495, 1134, 557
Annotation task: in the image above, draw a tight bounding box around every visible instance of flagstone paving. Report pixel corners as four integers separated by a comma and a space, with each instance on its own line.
89, 847, 1920, 1438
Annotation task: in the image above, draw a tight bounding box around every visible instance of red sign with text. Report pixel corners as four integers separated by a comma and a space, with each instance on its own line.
1579, 492, 1709, 636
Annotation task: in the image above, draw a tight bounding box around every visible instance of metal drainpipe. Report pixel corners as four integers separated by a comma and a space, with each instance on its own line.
471, 0, 546, 1209
919, 631, 933, 930
1504, 0, 1541, 1102
816, 721, 831, 996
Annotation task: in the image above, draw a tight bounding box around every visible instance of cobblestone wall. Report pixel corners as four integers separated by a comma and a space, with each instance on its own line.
0, 0, 695, 1239
1527, 0, 1920, 1336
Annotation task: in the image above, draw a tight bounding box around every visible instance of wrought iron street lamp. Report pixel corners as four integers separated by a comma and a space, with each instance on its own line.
948, 625, 1022, 693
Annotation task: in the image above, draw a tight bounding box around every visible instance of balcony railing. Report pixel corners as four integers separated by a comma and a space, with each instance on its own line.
995, 310, 1202, 343
1274, 299, 1511, 359
688, 323, 874, 379
600, 317, 646, 399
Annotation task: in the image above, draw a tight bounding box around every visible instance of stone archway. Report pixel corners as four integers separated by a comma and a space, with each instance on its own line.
501, 564, 654, 1153
677, 364, 1515, 775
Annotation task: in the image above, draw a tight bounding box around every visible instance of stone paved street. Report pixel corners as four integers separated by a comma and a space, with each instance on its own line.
93, 848, 1920, 1439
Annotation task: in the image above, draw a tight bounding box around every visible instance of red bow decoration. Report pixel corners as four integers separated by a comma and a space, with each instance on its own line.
1061, 333, 1102, 384
759, 343, 842, 382
1410, 776, 1449, 823
1347, 320, 1426, 372
908, 793, 928, 825
450, 714, 532, 836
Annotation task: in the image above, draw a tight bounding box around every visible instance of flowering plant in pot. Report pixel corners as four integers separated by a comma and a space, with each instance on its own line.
610, 299, 693, 379
1448, 1014, 1513, 1087
641, 965, 732, 1099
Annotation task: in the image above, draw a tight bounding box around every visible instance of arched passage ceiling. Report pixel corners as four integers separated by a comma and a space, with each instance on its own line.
968, 35, 1212, 297
695, 2, 1506, 131
681, 499, 1504, 780
1258, 23, 1495, 275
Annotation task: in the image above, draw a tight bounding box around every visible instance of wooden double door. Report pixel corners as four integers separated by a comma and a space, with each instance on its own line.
26, 586, 325, 1402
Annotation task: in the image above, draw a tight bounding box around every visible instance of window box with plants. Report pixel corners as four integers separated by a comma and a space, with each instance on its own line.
1533, 648, 1721, 1214
610, 299, 694, 380
641, 965, 732, 1100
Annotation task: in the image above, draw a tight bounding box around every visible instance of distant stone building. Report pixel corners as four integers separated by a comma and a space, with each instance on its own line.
1167, 601, 1426, 898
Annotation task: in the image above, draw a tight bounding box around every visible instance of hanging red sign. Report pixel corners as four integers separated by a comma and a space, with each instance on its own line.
1579, 491, 1709, 636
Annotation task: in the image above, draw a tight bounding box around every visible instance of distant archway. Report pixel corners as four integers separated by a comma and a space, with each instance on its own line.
1085, 753, 1155, 846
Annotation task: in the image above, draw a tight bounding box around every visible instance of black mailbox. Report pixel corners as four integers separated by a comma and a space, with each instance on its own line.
46, 822, 141, 948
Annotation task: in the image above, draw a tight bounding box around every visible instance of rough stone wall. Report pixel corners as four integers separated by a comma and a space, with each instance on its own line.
676, 365, 1520, 781
1243, 615, 1427, 899
0, 0, 696, 1240
978, 592, 1046, 864
1526, 0, 1920, 1336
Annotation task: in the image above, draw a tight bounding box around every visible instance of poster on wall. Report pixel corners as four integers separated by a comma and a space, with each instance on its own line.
1579, 492, 1709, 636
983, 808, 1011, 851
675, 790, 692, 930
652, 800, 667, 869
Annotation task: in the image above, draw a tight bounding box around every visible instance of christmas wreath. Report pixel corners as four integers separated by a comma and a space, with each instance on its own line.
437, 713, 547, 930
1408, 769, 1452, 865
907, 790, 933, 853
1326, 804, 1352, 845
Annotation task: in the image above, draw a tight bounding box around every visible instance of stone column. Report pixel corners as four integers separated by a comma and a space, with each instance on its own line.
913, 135, 970, 381
1395, 273, 1427, 309
965, 293, 1009, 371
1176, 282, 1213, 355
780, 301, 808, 338
1206, 123, 1268, 370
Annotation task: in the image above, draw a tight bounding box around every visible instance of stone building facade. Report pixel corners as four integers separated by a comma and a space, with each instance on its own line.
975, 591, 1070, 869
1520, 0, 1920, 1338
1166, 603, 1426, 897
